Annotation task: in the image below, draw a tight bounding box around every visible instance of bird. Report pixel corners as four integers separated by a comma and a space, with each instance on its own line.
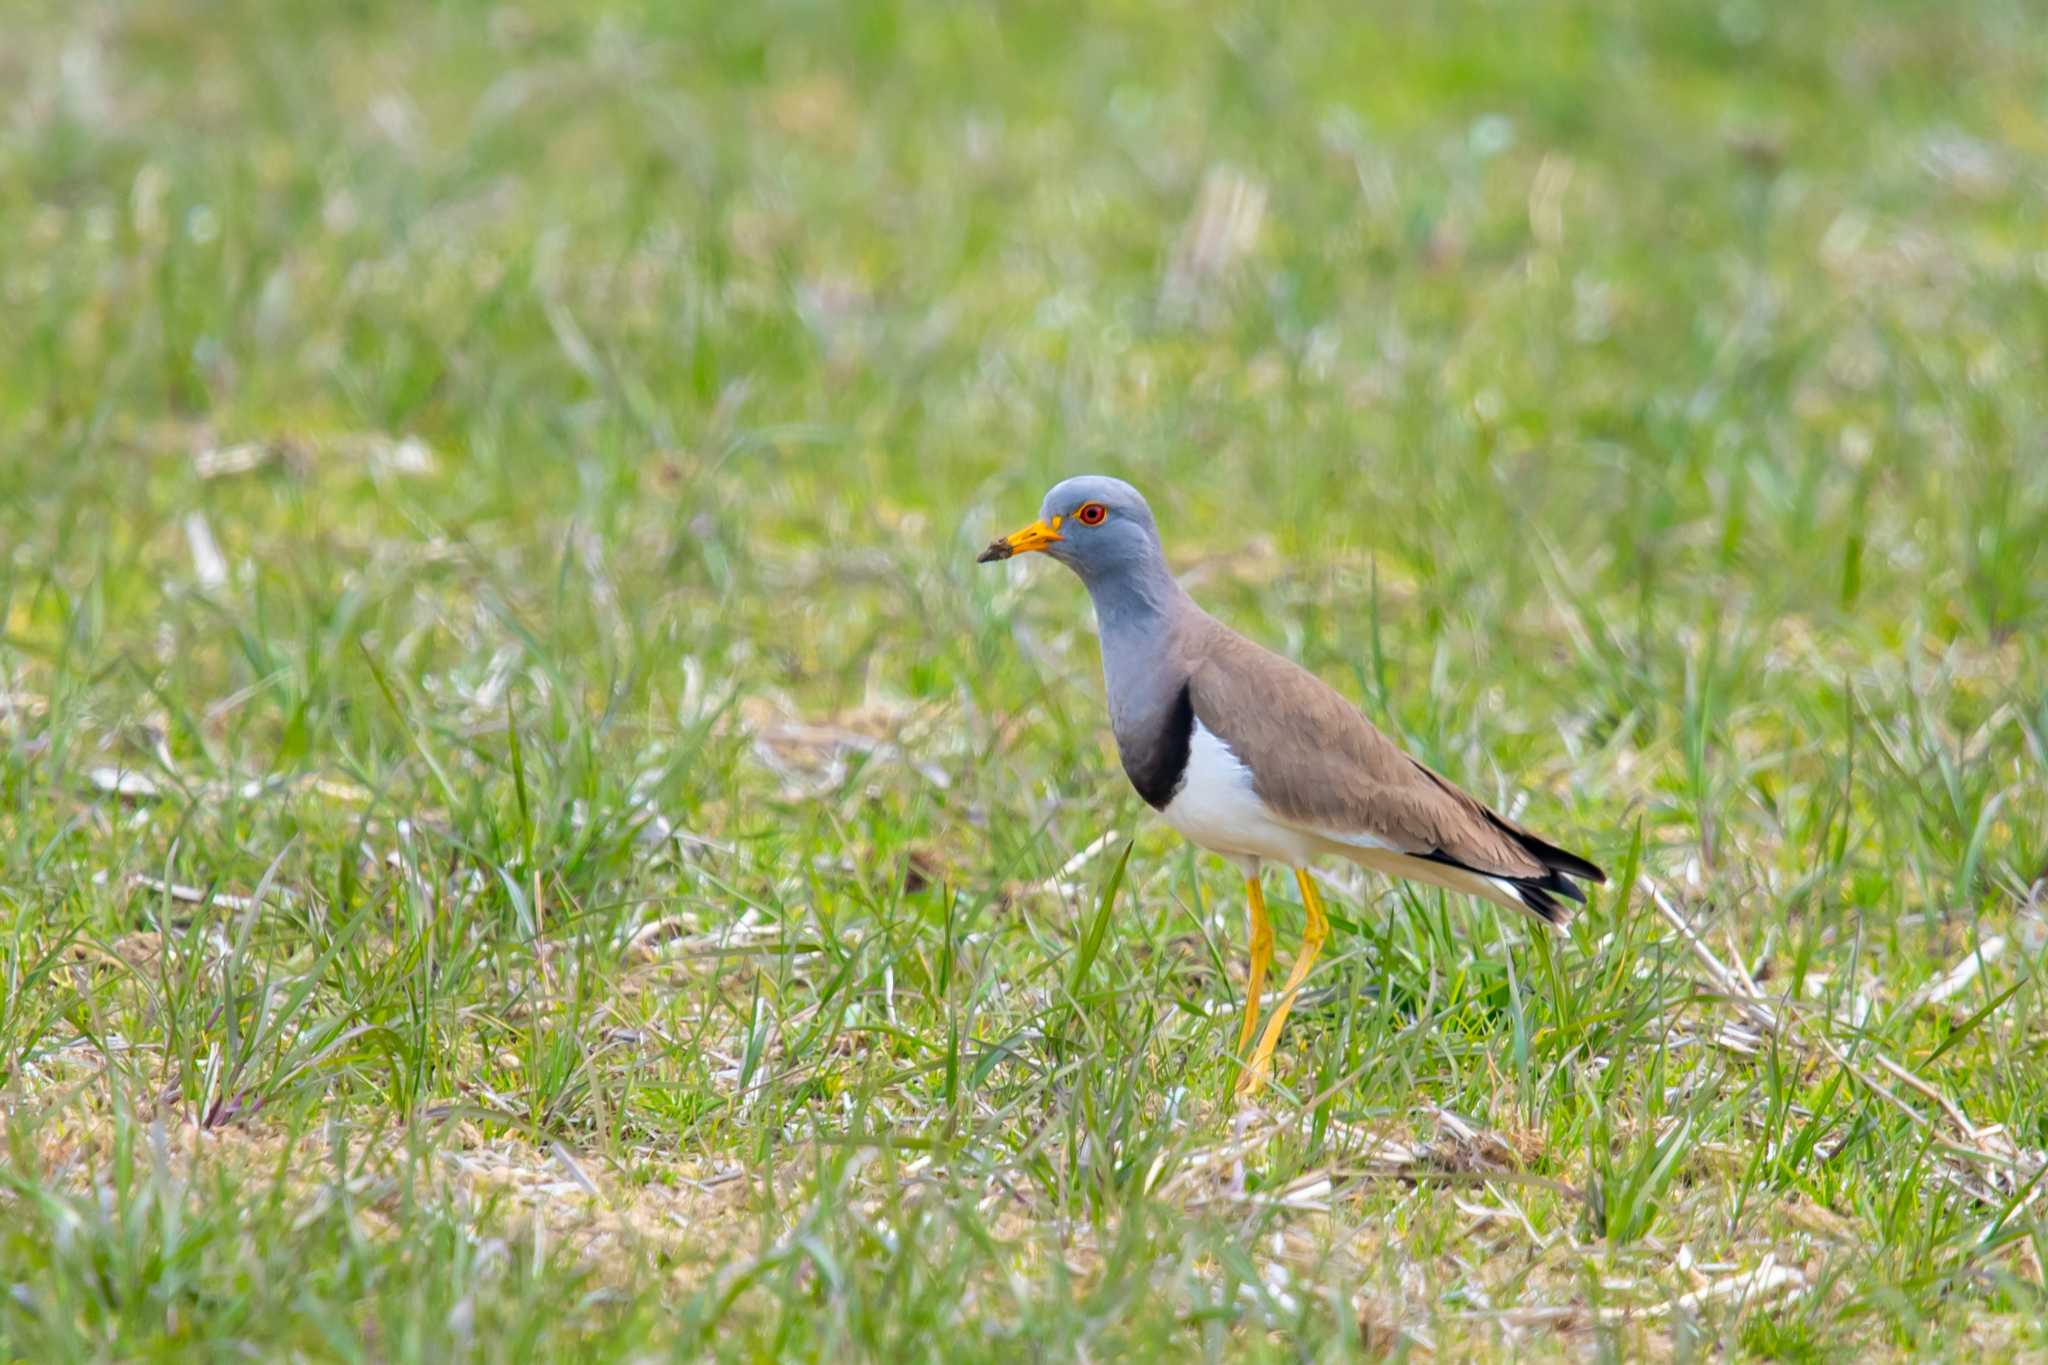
977, 475, 1605, 1095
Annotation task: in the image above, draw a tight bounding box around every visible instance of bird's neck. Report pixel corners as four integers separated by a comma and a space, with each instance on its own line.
1084, 560, 1195, 732
1082, 558, 1187, 642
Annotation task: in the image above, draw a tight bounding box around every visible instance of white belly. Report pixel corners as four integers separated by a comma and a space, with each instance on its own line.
1157, 720, 1321, 870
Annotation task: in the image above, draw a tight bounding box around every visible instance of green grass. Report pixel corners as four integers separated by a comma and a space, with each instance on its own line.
4, 0, 2046, 1357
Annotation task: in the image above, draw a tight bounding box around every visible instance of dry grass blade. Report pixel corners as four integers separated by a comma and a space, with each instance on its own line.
1903, 935, 2007, 1013
183, 510, 229, 590
1159, 165, 1268, 322
1643, 874, 2045, 1206
130, 874, 295, 915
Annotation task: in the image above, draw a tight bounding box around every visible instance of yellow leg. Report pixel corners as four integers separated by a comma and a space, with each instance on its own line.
1236, 867, 1331, 1096
1235, 875, 1273, 1056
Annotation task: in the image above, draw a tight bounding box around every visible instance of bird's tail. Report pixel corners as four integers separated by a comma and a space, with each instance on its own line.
1485, 816, 1606, 927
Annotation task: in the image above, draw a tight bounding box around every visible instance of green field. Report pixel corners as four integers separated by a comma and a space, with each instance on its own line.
4, 0, 2046, 1357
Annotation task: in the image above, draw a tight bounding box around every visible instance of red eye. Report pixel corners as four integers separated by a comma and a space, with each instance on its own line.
1075, 503, 1107, 526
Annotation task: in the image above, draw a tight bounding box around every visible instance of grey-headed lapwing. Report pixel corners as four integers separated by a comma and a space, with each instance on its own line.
979, 475, 1605, 1094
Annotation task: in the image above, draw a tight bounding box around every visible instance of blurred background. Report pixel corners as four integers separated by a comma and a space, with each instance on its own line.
2, 0, 2045, 1355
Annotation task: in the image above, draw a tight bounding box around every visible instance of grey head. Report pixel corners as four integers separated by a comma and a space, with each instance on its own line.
975, 474, 1171, 592
976, 472, 1196, 686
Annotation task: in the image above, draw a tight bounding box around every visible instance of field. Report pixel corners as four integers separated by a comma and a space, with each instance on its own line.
4, 0, 2047, 1358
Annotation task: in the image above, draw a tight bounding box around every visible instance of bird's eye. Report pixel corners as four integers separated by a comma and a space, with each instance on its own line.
1075, 502, 1108, 526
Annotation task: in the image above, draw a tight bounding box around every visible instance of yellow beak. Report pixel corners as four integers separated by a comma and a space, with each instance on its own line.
976, 517, 1063, 563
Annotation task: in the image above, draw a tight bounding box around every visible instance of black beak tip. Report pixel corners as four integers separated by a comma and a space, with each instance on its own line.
976, 541, 1013, 564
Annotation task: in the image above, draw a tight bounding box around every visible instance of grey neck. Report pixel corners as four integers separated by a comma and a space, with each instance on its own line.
1080, 553, 1197, 741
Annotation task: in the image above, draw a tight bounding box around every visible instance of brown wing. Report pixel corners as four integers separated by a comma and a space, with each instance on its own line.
1180, 615, 1593, 887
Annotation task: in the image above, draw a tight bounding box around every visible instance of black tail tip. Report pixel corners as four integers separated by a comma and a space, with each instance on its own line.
1482, 810, 1606, 888
1508, 846, 1606, 927
1513, 878, 1576, 927
1527, 838, 1606, 887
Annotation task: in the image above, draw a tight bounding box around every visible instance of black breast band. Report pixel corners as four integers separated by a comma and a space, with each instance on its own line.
1123, 682, 1194, 810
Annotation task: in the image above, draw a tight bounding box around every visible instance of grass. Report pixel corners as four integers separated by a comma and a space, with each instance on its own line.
3, 0, 2046, 1357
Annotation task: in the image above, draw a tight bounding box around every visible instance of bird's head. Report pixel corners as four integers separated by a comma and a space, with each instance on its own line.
975, 475, 1163, 586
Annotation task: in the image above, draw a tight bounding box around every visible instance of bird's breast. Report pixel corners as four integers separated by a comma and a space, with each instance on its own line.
1115, 681, 1194, 809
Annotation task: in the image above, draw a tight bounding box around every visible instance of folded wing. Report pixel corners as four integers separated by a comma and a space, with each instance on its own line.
1183, 618, 1604, 924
